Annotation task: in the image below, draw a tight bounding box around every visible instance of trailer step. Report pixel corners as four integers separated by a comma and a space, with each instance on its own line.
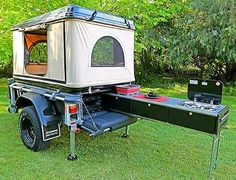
81, 111, 137, 136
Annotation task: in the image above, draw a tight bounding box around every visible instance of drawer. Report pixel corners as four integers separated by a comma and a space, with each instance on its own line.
102, 95, 132, 114
132, 100, 168, 122
168, 108, 217, 134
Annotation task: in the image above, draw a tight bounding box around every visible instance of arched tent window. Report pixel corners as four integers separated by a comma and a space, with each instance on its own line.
24, 33, 47, 76
91, 36, 125, 67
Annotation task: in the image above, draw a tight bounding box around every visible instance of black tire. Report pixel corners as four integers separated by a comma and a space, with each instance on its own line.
19, 106, 50, 151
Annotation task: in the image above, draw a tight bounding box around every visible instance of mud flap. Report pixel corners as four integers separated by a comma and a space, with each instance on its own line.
41, 124, 61, 141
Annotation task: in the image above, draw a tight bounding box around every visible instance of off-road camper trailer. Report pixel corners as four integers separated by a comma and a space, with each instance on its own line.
8, 5, 229, 176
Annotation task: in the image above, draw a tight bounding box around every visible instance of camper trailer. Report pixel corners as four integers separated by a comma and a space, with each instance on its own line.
8, 5, 229, 175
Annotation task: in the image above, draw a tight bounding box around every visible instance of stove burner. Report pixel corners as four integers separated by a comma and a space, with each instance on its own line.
179, 100, 218, 112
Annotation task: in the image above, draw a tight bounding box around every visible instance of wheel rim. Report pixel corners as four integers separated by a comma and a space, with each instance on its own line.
22, 115, 35, 144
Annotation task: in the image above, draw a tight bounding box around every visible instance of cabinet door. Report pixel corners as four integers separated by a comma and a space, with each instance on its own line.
168, 108, 217, 134
132, 101, 168, 122
102, 95, 132, 114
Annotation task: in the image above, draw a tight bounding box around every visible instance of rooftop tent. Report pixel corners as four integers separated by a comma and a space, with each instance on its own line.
12, 5, 135, 88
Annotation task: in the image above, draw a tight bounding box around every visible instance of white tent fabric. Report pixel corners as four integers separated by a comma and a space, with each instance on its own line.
13, 31, 25, 75
13, 23, 65, 82
47, 23, 65, 81
13, 20, 135, 88
65, 20, 135, 88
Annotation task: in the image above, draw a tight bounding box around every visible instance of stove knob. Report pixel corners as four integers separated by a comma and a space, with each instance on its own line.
189, 112, 193, 116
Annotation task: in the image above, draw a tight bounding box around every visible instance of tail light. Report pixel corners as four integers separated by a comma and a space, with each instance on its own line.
69, 104, 79, 114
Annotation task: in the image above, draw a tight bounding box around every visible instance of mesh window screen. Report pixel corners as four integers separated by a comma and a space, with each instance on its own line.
91, 36, 125, 67
24, 33, 48, 76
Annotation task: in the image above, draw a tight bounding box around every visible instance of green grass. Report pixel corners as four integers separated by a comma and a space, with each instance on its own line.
0, 78, 235, 179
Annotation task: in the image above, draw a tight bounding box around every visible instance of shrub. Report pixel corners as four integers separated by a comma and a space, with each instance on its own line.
0, 60, 12, 78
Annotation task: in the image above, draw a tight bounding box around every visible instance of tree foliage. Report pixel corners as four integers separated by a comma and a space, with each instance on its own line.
169, 0, 236, 82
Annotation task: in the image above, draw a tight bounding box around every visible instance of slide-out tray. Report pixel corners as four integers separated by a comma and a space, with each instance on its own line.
81, 111, 137, 136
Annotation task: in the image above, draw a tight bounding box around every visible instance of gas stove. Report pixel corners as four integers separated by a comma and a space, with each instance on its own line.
179, 100, 218, 112
177, 79, 225, 112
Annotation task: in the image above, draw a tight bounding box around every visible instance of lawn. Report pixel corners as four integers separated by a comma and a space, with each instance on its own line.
0, 78, 235, 179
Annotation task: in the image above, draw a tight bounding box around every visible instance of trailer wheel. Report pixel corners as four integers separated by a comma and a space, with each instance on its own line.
19, 106, 50, 151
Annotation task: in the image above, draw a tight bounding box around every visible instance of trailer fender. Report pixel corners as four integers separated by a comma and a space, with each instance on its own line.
16, 92, 62, 127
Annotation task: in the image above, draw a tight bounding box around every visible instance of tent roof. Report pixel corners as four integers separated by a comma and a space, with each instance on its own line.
12, 5, 135, 31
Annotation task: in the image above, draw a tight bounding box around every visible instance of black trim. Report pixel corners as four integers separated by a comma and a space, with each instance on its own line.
63, 22, 67, 83
14, 74, 66, 84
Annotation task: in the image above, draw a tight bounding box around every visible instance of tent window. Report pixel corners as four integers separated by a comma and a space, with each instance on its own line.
24, 33, 47, 76
91, 36, 125, 67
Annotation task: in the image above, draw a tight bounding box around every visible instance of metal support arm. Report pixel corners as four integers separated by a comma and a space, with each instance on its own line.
122, 126, 129, 138
67, 128, 78, 161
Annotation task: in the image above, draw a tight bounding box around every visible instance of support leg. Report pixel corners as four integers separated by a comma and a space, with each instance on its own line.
122, 126, 129, 138
209, 133, 221, 176
67, 130, 78, 161
209, 136, 216, 176
214, 134, 221, 169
